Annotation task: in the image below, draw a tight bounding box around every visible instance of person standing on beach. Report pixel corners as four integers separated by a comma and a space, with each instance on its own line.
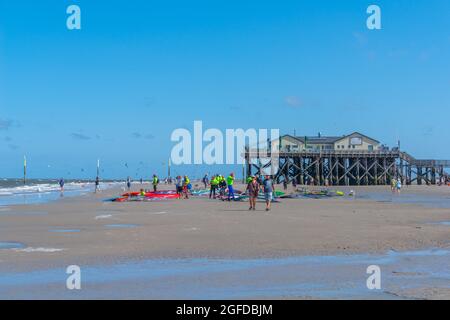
263, 175, 275, 211
175, 175, 183, 197
95, 176, 100, 193
183, 175, 190, 199
227, 173, 235, 201
391, 178, 397, 192
246, 176, 259, 211
59, 178, 65, 193
126, 176, 131, 191
152, 174, 159, 192
202, 174, 209, 189
209, 175, 218, 199
218, 175, 227, 198
396, 179, 402, 193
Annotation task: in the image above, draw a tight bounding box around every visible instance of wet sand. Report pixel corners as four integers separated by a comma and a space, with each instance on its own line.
0, 184, 449, 299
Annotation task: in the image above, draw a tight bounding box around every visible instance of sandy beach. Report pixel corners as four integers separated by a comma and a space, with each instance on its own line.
0, 184, 449, 299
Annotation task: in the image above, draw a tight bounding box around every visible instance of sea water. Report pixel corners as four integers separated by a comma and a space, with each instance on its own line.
0, 179, 122, 206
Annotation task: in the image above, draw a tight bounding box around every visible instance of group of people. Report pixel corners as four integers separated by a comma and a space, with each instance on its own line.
246, 174, 275, 211
203, 173, 275, 211
205, 173, 235, 201
65, 171, 275, 211
175, 175, 192, 199
391, 177, 402, 193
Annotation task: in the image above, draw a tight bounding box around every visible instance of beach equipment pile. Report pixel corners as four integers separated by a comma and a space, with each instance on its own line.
280, 189, 345, 199
111, 190, 180, 202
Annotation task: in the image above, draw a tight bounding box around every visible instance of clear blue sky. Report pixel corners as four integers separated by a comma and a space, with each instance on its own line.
0, 0, 449, 179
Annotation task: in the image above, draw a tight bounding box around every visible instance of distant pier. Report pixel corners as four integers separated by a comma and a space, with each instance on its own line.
244, 133, 450, 186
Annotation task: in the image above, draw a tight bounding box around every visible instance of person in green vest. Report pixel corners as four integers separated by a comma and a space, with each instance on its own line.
152, 174, 159, 192
227, 173, 235, 201
218, 175, 227, 197
183, 175, 191, 199
209, 175, 218, 199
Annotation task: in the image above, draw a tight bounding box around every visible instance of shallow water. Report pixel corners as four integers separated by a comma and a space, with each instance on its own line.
352, 189, 450, 209
0, 242, 26, 249
104, 224, 139, 229
0, 248, 448, 299
49, 229, 81, 233
429, 221, 450, 226
0, 181, 122, 206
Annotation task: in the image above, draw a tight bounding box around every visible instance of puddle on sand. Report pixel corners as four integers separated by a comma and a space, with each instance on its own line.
104, 224, 139, 229
0, 242, 26, 249
13, 247, 64, 253
355, 191, 450, 209
49, 229, 81, 233
429, 221, 450, 226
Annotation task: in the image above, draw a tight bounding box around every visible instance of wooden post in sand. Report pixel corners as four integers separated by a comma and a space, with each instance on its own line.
299, 157, 304, 185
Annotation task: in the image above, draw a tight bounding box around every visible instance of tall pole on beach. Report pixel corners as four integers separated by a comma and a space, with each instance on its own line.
168, 157, 171, 178
23, 155, 27, 185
